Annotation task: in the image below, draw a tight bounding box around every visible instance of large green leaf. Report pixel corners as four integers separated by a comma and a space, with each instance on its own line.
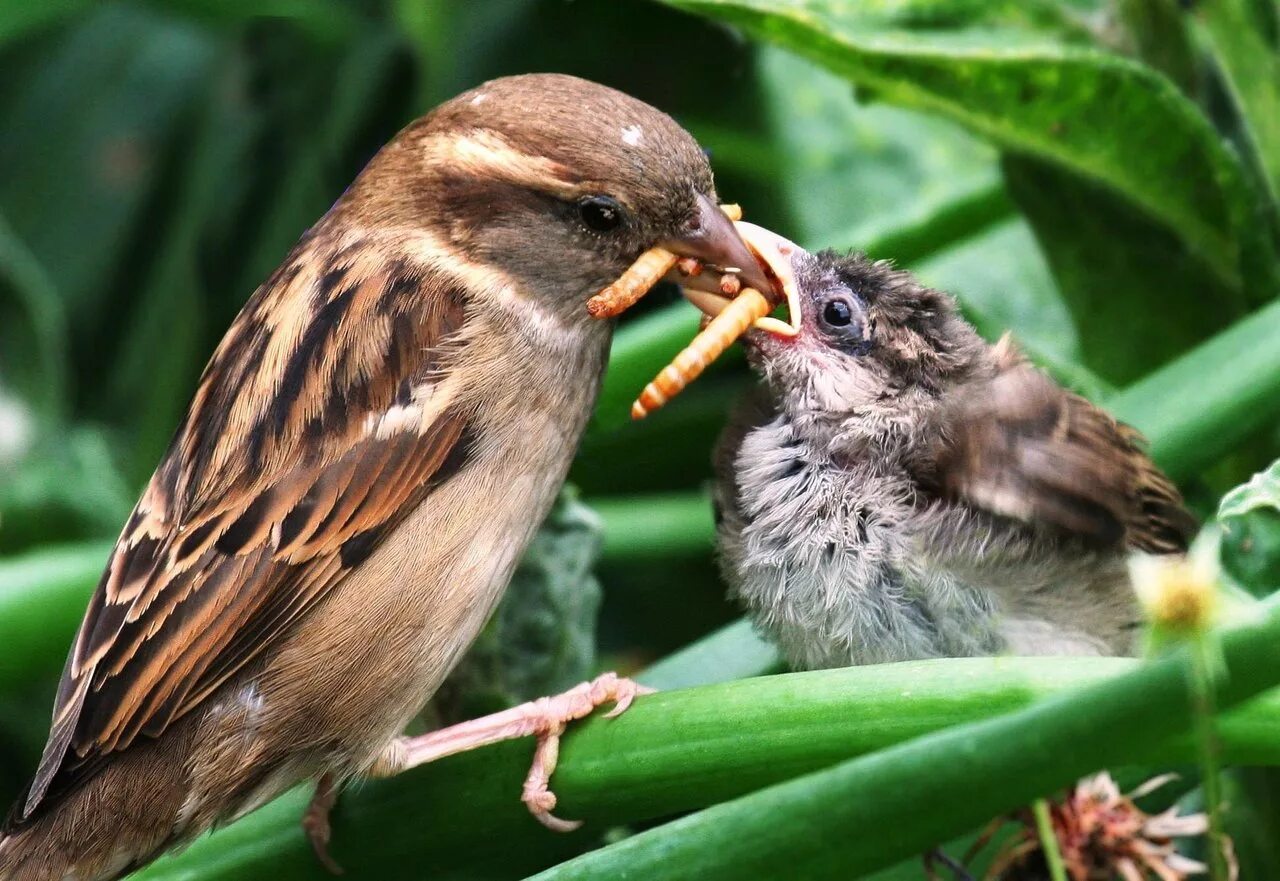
1003, 153, 1245, 383
662, 0, 1259, 292
1196, 0, 1280, 208
755, 46, 1002, 251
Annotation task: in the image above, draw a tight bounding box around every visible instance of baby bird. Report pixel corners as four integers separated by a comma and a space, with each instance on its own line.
712, 242, 1196, 671
1, 74, 768, 881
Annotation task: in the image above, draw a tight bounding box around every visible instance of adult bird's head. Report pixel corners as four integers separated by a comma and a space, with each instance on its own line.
330, 73, 767, 334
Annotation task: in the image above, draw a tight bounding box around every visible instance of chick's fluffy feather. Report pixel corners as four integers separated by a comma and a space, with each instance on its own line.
716, 251, 1195, 670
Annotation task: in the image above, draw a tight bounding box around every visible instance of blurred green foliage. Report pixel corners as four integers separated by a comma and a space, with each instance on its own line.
2, 0, 1280, 879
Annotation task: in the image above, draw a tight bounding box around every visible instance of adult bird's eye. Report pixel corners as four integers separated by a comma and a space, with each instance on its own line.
577, 195, 625, 233
822, 298, 854, 328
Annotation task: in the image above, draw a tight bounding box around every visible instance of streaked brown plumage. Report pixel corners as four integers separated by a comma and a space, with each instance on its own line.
710, 245, 1196, 670
1, 73, 763, 880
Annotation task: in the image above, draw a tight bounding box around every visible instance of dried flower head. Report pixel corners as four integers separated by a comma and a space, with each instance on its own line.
973, 772, 1234, 881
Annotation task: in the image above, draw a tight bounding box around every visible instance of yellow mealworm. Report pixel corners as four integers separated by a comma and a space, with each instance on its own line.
586, 204, 745, 320
586, 247, 678, 319
631, 287, 772, 419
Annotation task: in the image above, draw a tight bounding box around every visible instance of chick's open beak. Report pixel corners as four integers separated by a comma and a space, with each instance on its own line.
681, 221, 804, 338
660, 193, 773, 297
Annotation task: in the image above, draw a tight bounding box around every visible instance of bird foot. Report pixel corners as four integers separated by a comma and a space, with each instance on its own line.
370, 673, 653, 831
302, 772, 344, 874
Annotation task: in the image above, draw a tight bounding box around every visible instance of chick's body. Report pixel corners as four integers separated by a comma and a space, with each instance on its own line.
2, 74, 747, 881
715, 249, 1196, 671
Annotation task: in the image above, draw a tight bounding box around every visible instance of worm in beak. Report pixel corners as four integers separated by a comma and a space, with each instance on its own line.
585, 206, 803, 419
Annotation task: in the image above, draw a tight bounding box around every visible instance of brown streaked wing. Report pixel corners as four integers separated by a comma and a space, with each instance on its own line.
19, 233, 471, 822
933, 342, 1195, 554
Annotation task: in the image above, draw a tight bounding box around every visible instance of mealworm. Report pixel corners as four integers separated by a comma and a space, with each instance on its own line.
586, 204, 745, 319
631, 287, 772, 420
586, 247, 678, 319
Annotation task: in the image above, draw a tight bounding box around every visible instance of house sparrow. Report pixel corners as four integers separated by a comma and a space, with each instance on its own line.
709, 238, 1196, 671
0, 73, 769, 881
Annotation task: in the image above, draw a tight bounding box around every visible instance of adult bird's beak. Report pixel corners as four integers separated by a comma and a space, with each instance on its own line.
660, 193, 774, 298
680, 221, 804, 337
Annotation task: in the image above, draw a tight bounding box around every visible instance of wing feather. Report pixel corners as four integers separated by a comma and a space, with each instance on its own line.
17, 230, 472, 823
934, 339, 1196, 554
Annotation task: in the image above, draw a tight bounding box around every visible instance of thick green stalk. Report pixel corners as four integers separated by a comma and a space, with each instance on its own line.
1108, 298, 1280, 480
592, 492, 714, 561
637, 617, 781, 690
525, 601, 1280, 881
132, 657, 1280, 881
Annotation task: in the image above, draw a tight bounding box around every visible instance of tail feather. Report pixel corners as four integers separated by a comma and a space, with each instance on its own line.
0, 735, 188, 881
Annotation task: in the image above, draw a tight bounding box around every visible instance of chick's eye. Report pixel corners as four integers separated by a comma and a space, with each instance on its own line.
822, 298, 854, 328
577, 195, 625, 233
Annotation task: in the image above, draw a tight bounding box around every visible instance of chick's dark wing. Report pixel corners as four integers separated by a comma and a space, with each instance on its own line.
933, 339, 1195, 554
20, 233, 472, 821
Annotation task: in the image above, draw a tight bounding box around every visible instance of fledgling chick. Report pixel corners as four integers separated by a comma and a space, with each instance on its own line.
711, 243, 1197, 671
0, 73, 769, 881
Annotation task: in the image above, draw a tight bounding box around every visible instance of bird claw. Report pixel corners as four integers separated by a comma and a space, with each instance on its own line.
517, 673, 652, 831
302, 774, 344, 875
603, 682, 655, 719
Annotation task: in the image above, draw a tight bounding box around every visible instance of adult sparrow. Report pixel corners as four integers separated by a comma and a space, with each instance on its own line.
709, 237, 1196, 670
0, 73, 768, 881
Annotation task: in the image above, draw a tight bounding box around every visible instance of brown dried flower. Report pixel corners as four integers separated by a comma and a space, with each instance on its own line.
973, 773, 1234, 881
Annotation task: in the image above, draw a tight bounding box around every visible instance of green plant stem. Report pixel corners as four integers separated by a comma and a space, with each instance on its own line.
1032, 799, 1068, 881
592, 492, 714, 560
1192, 633, 1229, 881
524, 599, 1280, 881
637, 617, 782, 690
1108, 298, 1280, 481
132, 656, 1280, 881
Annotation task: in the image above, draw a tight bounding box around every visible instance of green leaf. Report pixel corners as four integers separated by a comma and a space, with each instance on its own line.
1196, 0, 1280, 208
525, 599, 1280, 881
1003, 153, 1245, 383
0, 209, 68, 427
1220, 459, 1280, 519
755, 46, 1003, 252
1219, 459, 1280, 596
661, 0, 1258, 291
